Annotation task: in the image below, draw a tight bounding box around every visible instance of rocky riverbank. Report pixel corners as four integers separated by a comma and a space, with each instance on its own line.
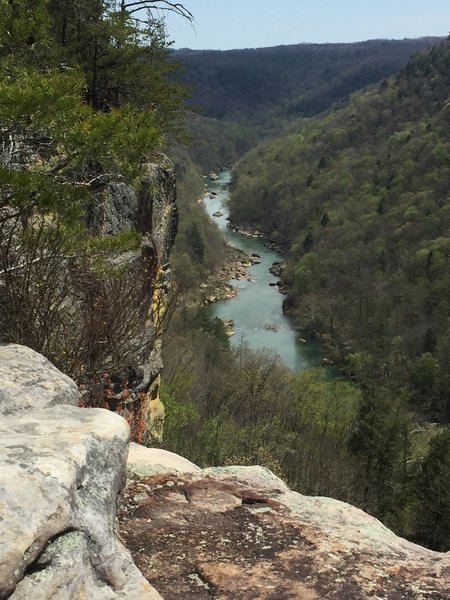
227, 222, 286, 254
200, 243, 260, 305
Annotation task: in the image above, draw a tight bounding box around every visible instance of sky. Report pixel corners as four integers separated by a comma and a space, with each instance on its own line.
162, 0, 450, 50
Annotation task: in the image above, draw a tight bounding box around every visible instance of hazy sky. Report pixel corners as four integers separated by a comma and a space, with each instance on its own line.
163, 0, 450, 50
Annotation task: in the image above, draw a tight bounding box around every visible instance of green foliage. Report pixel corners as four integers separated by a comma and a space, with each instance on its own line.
0, 1, 188, 228
168, 145, 227, 292
194, 314, 230, 350
412, 426, 450, 550
160, 385, 200, 457
0, 66, 163, 227
349, 387, 411, 519
231, 37, 450, 421
0, 0, 54, 63
86, 229, 141, 253
185, 221, 205, 263
0, 1, 188, 399
161, 310, 361, 498
179, 113, 261, 172
47, 0, 188, 130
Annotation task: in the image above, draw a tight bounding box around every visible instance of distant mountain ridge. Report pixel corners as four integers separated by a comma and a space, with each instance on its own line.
173, 38, 442, 124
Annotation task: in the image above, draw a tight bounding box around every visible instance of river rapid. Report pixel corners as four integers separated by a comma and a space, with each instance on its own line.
203, 171, 323, 371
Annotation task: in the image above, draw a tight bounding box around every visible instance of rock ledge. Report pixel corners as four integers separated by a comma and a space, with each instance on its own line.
0, 345, 162, 600
120, 462, 450, 599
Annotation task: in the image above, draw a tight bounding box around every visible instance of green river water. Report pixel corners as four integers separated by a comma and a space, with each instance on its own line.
203, 171, 323, 371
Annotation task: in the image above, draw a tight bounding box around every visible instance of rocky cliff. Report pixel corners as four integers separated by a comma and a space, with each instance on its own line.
1, 151, 178, 444
2, 344, 450, 599
85, 158, 178, 443
121, 461, 450, 599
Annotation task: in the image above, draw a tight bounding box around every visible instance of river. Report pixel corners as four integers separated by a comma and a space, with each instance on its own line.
203, 171, 323, 371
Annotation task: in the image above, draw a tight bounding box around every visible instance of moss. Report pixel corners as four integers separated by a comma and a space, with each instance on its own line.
87, 229, 141, 253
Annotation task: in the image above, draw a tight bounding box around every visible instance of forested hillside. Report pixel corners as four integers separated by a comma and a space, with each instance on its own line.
231, 38, 450, 420
174, 38, 440, 127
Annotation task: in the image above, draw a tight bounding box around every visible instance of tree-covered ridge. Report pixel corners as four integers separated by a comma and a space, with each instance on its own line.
231, 37, 450, 420
174, 38, 441, 126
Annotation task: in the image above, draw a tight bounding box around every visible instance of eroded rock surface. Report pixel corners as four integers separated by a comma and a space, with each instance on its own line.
0, 345, 162, 600
0, 344, 78, 415
120, 465, 450, 600
127, 443, 201, 477
85, 159, 178, 443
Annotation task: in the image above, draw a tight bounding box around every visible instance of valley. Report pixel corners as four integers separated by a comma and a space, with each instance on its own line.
164, 33, 450, 551
2, 7, 450, 597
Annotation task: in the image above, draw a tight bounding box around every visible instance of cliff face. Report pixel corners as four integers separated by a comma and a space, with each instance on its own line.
85, 159, 178, 443
1, 149, 178, 444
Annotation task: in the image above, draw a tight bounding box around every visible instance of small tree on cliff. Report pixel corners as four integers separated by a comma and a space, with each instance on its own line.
349, 386, 411, 520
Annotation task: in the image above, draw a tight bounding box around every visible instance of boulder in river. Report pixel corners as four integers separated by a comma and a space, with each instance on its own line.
212, 210, 224, 217
249, 255, 262, 264
269, 261, 285, 276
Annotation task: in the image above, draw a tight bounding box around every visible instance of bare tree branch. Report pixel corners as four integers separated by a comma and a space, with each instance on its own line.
120, 1, 194, 21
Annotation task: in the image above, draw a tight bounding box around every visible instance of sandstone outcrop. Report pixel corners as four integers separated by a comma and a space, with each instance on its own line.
5, 344, 450, 600
120, 461, 450, 599
127, 443, 200, 477
0, 345, 162, 600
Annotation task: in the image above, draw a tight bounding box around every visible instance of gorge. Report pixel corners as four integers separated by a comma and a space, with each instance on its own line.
203, 171, 323, 371
2, 1, 450, 597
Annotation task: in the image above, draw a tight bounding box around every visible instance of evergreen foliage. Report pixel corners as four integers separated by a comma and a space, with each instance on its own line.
412, 426, 450, 550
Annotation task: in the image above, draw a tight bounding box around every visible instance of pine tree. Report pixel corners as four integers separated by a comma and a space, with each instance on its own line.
413, 426, 450, 551
349, 387, 411, 519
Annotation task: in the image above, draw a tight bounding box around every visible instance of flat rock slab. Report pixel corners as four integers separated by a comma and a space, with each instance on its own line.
0, 344, 78, 415
0, 404, 162, 600
127, 443, 201, 477
119, 466, 450, 600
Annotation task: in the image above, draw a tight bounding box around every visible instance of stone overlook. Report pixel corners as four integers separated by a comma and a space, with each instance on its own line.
121, 463, 450, 599
0, 344, 162, 600
2, 344, 450, 599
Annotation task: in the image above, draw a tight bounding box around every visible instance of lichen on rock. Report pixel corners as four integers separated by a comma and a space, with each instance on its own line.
120, 463, 450, 599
